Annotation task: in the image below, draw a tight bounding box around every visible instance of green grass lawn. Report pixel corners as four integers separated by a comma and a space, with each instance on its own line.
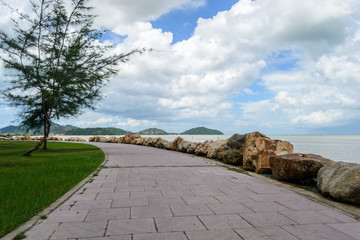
0, 141, 104, 237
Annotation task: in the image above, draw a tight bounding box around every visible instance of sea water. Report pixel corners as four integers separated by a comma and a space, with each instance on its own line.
271, 135, 360, 164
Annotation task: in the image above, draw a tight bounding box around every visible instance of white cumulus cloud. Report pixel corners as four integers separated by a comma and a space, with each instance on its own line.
1, 0, 360, 134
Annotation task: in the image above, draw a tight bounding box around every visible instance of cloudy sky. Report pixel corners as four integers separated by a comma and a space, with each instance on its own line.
1, 0, 360, 135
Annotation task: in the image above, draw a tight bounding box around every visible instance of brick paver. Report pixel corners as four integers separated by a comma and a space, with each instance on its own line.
23, 143, 360, 240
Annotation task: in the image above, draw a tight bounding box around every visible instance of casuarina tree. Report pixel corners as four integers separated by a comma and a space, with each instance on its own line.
0, 0, 143, 155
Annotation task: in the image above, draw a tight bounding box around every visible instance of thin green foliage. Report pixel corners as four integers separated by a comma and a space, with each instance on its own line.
0, 0, 144, 155
0, 141, 104, 237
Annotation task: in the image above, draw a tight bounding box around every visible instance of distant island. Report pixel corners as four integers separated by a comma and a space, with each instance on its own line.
139, 128, 169, 135
0, 125, 223, 135
66, 127, 130, 135
181, 127, 223, 135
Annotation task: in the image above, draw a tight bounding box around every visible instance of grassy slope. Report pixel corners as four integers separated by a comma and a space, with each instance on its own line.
0, 141, 104, 237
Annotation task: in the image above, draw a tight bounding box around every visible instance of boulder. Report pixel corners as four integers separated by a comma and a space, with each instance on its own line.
269, 153, 334, 182
223, 134, 247, 165
195, 140, 214, 156
172, 136, 184, 151
165, 141, 173, 150
243, 132, 293, 173
89, 136, 106, 142
123, 133, 141, 144
65, 137, 86, 142
134, 137, 144, 145
118, 137, 125, 143
207, 139, 228, 160
317, 162, 360, 205
155, 138, 168, 149
0, 136, 11, 141
187, 142, 201, 154
178, 140, 191, 153
145, 137, 155, 147
123, 134, 132, 144
97, 136, 107, 142
130, 134, 141, 144
50, 137, 63, 141
106, 136, 119, 143
24, 135, 31, 141
142, 137, 150, 146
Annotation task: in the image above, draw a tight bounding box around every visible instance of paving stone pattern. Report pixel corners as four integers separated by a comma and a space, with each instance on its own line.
24, 143, 360, 240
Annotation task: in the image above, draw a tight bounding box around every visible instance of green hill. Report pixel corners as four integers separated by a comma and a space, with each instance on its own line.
0, 125, 23, 134
65, 127, 130, 135
181, 127, 223, 135
138, 128, 168, 135
0, 124, 79, 135
51, 124, 79, 134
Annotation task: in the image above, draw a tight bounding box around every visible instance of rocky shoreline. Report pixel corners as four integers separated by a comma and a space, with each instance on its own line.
3, 132, 360, 206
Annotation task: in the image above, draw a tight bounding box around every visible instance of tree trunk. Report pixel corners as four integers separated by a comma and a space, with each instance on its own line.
23, 120, 51, 156
23, 134, 48, 156
43, 120, 48, 150
42, 120, 51, 150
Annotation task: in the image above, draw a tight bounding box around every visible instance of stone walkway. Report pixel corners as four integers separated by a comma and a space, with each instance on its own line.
24, 143, 360, 240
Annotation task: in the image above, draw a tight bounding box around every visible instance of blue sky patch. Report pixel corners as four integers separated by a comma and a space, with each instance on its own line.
263, 49, 303, 73
98, 30, 128, 44
151, 0, 239, 43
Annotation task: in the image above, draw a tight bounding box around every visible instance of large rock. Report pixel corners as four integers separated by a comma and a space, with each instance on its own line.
65, 137, 86, 142
223, 134, 247, 165
24, 135, 31, 141
207, 139, 227, 160
50, 136, 63, 141
269, 153, 334, 182
195, 140, 214, 156
187, 142, 201, 154
130, 134, 142, 144
143, 137, 152, 146
145, 137, 156, 147
243, 132, 293, 173
89, 136, 107, 142
155, 138, 168, 149
0, 136, 12, 141
123, 133, 141, 144
172, 136, 184, 151
106, 136, 119, 143
165, 141, 173, 150
178, 140, 191, 153
123, 134, 132, 144
134, 137, 144, 145
317, 162, 360, 205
